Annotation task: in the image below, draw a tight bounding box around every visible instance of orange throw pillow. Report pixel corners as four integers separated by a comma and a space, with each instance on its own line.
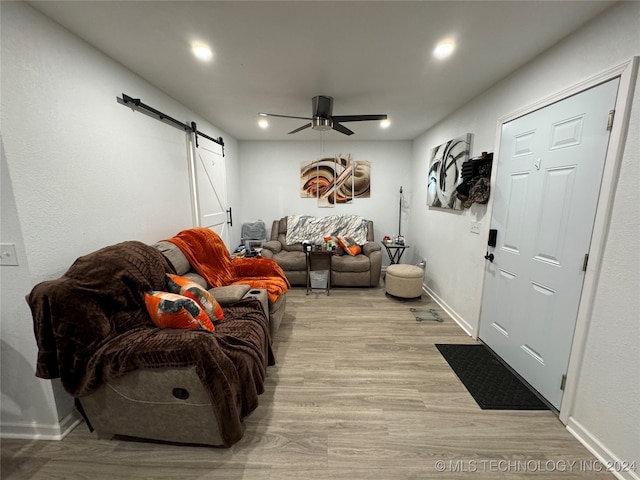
144, 291, 214, 331
166, 274, 224, 322
324, 235, 345, 255
338, 236, 362, 256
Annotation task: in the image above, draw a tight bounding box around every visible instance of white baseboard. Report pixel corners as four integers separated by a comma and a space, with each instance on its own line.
423, 283, 475, 337
566, 417, 640, 480
0, 410, 82, 441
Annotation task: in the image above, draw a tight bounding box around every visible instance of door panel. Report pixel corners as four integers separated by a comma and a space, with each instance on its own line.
534, 166, 576, 265
479, 79, 619, 409
191, 136, 228, 245
502, 172, 530, 254
550, 115, 584, 150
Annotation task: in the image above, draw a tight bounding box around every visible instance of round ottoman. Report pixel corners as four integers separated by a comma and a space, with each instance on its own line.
385, 264, 424, 299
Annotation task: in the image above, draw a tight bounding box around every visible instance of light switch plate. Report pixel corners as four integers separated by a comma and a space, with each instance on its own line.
0, 243, 19, 266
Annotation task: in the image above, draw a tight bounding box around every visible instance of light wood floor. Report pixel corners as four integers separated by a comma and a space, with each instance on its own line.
2, 286, 613, 479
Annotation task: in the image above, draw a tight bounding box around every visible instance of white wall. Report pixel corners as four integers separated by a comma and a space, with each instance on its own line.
409, 1, 639, 473
238, 140, 412, 262
2, 0, 637, 470
1, 139, 65, 437
0, 1, 239, 437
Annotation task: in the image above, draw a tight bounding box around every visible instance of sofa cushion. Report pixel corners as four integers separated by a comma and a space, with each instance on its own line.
153, 241, 191, 275
181, 272, 208, 289
278, 216, 288, 234
331, 254, 370, 273
278, 233, 303, 252
273, 250, 306, 271
208, 284, 251, 305
166, 274, 224, 321
332, 270, 371, 286
144, 291, 214, 331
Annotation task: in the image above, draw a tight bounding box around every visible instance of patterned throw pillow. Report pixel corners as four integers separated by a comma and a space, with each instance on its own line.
323, 235, 345, 255
338, 236, 362, 256
144, 291, 214, 331
166, 274, 224, 322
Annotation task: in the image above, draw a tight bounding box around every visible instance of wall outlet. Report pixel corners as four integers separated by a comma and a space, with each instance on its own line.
0, 243, 19, 266
470, 221, 481, 235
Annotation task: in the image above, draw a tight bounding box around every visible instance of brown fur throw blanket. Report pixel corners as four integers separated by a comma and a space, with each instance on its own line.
28, 240, 274, 446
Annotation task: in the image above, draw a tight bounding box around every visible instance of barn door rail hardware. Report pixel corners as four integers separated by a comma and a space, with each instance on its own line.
119, 93, 224, 156
190, 121, 225, 154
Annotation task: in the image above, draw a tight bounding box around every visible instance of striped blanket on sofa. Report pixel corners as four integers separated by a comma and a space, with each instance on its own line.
285, 214, 369, 245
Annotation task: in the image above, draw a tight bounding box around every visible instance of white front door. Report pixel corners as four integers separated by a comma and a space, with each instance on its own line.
189, 134, 229, 245
479, 79, 619, 410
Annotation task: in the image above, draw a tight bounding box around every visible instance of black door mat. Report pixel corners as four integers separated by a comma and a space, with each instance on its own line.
435, 343, 549, 410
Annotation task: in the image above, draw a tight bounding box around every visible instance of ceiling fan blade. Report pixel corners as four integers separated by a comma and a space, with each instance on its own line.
259, 112, 313, 121
332, 123, 355, 136
288, 123, 312, 134
332, 114, 388, 123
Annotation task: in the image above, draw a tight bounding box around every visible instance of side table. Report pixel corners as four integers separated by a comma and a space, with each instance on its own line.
306, 249, 332, 295
382, 242, 410, 265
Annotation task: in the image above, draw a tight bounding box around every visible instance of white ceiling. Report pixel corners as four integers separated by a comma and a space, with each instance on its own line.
28, 0, 615, 142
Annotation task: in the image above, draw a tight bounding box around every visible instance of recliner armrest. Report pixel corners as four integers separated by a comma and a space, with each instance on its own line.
208, 285, 251, 305
362, 242, 381, 256
262, 240, 282, 254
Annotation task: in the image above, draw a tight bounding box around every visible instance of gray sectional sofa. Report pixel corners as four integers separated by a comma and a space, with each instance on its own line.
261, 216, 382, 288
28, 230, 287, 447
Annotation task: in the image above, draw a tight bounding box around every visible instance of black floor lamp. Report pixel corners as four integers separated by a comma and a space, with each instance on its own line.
397, 186, 405, 244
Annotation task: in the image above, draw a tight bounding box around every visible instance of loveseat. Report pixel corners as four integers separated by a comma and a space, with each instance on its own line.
261, 215, 382, 287
27, 228, 289, 447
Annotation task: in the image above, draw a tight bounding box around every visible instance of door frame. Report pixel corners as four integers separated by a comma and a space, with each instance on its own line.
186, 131, 199, 228
478, 57, 638, 423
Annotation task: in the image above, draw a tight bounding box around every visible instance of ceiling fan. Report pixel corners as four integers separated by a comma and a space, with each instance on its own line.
258, 95, 388, 136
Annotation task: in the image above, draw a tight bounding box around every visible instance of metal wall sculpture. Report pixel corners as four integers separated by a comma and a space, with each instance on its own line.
427, 133, 473, 210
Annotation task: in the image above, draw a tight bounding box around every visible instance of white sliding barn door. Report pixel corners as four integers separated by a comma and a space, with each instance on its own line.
479, 79, 619, 410
187, 133, 229, 246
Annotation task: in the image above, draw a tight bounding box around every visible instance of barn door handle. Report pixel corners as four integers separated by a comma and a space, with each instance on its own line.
226, 207, 233, 227
484, 252, 494, 262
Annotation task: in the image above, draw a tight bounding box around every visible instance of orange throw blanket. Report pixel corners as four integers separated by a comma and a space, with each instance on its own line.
165, 228, 290, 304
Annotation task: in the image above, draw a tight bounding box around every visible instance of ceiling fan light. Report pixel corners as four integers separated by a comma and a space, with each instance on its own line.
312, 117, 333, 131
192, 43, 213, 61
433, 41, 455, 59
258, 118, 269, 129
380, 119, 391, 129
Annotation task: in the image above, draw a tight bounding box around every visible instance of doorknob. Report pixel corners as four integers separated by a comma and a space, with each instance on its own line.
484, 252, 494, 262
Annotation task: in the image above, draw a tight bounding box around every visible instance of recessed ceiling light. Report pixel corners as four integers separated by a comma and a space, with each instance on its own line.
258, 118, 269, 129
433, 40, 455, 59
380, 119, 391, 129
192, 43, 213, 62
